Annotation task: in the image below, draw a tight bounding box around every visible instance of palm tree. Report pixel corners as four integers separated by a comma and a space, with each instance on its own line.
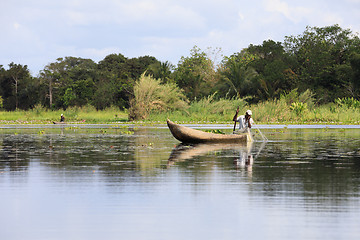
221, 59, 258, 98
147, 61, 174, 83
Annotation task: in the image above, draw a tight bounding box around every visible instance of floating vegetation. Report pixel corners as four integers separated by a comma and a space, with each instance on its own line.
65, 126, 80, 130
120, 130, 134, 135
204, 129, 225, 134
38, 130, 45, 135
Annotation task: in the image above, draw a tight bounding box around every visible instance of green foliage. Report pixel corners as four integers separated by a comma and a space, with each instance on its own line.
290, 102, 308, 116
146, 61, 174, 83
298, 89, 315, 108
63, 88, 76, 108
253, 98, 290, 123
1, 63, 37, 110
0, 105, 128, 123
284, 24, 360, 102
280, 88, 315, 108
219, 51, 258, 98
280, 88, 299, 105
247, 40, 297, 101
205, 129, 225, 134
32, 104, 46, 116
129, 74, 188, 120
174, 46, 219, 100
148, 94, 248, 123
335, 97, 360, 109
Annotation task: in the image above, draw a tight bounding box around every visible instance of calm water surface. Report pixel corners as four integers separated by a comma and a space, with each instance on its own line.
1, 125, 360, 240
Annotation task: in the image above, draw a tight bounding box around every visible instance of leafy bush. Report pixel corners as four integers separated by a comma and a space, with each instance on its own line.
280, 88, 315, 108
290, 102, 308, 116
298, 89, 315, 108
335, 97, 360, 109
280, 88, 299, 105
129, 74, 188, 120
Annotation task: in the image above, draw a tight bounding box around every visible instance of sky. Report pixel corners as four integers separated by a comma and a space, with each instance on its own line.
1, 0, 360, 75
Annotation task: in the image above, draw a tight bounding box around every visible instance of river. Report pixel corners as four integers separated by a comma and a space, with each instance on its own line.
1, 124, 360, 240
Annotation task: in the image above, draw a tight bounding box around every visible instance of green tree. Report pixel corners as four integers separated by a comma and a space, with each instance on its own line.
218, 50, 258, 99
7, 63, 30, 109
174, 46, 218, 100
39, 61, 63, 108
0, 65, 5, 108
40, 57, 97, 109
284, 24, 360, 102
245, 40, 298, 101
97, 54, 132, 110
124, 56, 160, 80
0, 63, 36, 110
349, 53, 360, 97
96, 54, 160, 110
147, 61, 174, 83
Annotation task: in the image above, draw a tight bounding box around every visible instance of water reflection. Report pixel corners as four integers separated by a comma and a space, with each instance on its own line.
1, 127, 360, 240
168, 141, 259, 171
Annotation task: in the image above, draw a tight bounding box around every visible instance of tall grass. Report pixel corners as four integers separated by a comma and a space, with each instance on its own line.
147, 93, 248, 123
0, 105, 128, 124
1, 95, 359, 124
147, 95, 360, 124
128, 74, 188, 120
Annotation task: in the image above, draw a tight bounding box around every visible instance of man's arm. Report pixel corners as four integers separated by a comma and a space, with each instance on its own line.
245, 115, 252, 128
233, 107, 239, 121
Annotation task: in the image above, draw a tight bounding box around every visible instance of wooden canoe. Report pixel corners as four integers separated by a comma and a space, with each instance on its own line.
167, 119, 248, 144
53, 121, 66, 124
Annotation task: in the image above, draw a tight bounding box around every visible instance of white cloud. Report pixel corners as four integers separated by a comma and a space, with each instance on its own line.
263, 0, 312, 23
238, 12, 245, 21
63, 0, 206, 32
1, 0, 359, 74
13, 22, 21, 30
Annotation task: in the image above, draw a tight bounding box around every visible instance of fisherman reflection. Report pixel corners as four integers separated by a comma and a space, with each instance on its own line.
234, 152, 253, 168
234, 142, 254, 170
235, 141, 266, 172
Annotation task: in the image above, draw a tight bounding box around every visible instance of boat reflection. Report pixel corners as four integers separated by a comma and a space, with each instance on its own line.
168, 141, 263, 170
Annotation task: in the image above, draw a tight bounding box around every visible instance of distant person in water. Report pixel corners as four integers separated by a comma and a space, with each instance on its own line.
233, 108, 254, 133
60, 114, 65, 122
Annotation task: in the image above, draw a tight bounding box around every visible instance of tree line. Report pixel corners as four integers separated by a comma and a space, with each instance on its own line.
1, 24, 359, 112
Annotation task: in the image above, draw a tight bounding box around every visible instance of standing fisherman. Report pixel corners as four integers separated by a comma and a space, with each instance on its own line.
233, 107, 254, 133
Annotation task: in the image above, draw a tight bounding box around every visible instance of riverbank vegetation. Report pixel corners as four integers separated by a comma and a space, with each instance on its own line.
1, 91, 359, 124
1, 24, 360, 124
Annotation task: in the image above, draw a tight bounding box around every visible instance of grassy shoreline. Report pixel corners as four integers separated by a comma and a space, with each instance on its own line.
0, 102, 359, 125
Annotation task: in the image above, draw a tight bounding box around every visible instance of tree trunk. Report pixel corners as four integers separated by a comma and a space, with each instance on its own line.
13, 77, 18, 110
49, 77, 53, 108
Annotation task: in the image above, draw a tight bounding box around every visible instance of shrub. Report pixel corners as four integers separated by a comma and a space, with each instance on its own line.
290, 102, 308, 116
129, 74, 188, 120
253, 98, 290, 122
335, 97, 360, 109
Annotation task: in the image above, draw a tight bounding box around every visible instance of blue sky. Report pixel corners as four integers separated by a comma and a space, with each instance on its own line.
1, 0, 359, 75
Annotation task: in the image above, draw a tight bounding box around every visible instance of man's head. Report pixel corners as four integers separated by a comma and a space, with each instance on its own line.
245, 110, 252, 117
